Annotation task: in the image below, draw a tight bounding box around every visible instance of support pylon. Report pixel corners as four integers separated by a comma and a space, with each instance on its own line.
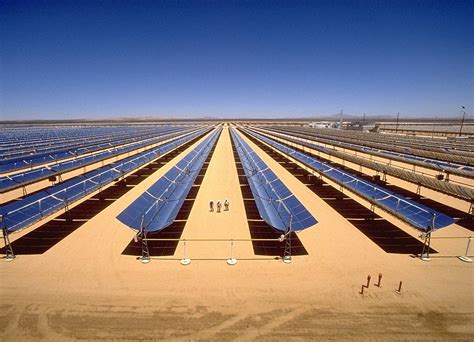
2, 227, 15, 261
283, 231, 292, 264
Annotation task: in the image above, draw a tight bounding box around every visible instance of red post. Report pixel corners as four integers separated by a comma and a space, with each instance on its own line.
396, 281, 403, 293
366, 275, 371, 287
375, 273, 382, 287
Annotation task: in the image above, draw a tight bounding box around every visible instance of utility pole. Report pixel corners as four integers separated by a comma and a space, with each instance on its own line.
459, 106, 466, 137
395, 112, 400, 134
339, 109, 343, 129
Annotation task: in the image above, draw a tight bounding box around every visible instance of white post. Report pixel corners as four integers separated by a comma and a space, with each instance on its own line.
227, 240, 237, 265
180, 240, 191, 265
458, 237, 472, 263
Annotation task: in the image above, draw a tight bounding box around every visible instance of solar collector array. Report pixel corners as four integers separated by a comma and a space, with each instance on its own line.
230, 128, 317, 232
0, 127, 211, 233
268, 127, 474, 177
242, 127, 455, 231
278, 126, 474, 166
0, 125, 165, 157
0, 126, 189, 173
117, 127, 222, 232
255, 128, 474, 201
0, 127, 199, 192
295, 126, 474, 154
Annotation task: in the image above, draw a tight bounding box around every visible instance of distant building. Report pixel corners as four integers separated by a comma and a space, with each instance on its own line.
305, 121, 340, 129
346, 121, 377, 132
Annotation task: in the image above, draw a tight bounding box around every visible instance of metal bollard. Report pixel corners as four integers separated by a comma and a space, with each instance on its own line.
227, 240, 237, 265
396, 281, 403, 294
180, 240, 191, 266
375, 273, 382, 287
458, 237, 473, 263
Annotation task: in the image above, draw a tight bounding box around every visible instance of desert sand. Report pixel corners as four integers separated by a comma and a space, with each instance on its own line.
1, 125, 473, 341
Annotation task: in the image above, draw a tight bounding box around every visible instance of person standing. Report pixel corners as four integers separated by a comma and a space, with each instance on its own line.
224, 199, 229, 211
216, 200, 222, 213
209, 200, 214, 212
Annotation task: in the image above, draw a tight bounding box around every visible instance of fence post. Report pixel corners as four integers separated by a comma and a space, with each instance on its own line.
180, 240, 191, 265
227, 240, 237, 265
458, 237, 473, 263
396, 281, 403, 294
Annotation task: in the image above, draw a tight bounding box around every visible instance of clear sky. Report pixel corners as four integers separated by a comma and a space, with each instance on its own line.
1, 0, 472, 120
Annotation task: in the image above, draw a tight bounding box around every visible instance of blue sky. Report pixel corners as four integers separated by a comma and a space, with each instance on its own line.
1, 0, 472, 120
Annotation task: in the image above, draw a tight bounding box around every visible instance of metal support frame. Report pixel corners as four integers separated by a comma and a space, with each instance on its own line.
138, 216, 150, 263
420, 230, 432, 261
369, 198, 376, 221
98, 184, 104, 201
420, 214, 435, 261
283, 229, 292, 264
64, 198, 72, 222
416, 183, 421, 197
2, 226, 15, 261
445, 172, 450, 183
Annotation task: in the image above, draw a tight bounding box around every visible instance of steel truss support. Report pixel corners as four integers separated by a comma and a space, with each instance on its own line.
369, 200, 376, 221
2, 227, 15, 261
283, 230, 292, 264
420, 230, 432, 261
138, 216, 150, 263
64, 198, 72, 222
416, 183, 421, 197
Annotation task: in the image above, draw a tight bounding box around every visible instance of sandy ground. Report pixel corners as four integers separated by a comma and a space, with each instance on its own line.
1, 126, 473, 341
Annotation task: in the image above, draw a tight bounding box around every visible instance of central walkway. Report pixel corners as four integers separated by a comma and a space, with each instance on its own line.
177, 126, 254, 260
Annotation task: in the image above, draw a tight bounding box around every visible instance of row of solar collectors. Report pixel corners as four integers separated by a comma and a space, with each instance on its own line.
289, 126, 474, 159
263, 127, 474, 178
0, 127, 161, 159
257, 128, 474, 202
297, 125, 474, 154
0, 123, 207, 149
0, 127, 211, 233
288, 126, 474, 163
117, 128, 222, 232
0, 126, 171, 161
0, 125, 182, 162
0, 125, 167, 155
0, 127, 200, 193
255, 128, 474, 201
230, 128, 317, 232
0, 126, 193, 173
269, 126, 474, 170
241, 127, 455, 232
